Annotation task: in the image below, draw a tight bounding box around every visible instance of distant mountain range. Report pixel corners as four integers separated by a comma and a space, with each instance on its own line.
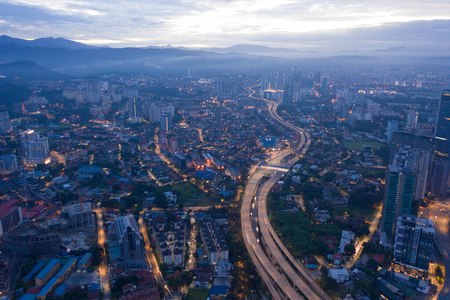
0, 35, 446, 77
0, 60, 71, 80
0, 35, 99, 50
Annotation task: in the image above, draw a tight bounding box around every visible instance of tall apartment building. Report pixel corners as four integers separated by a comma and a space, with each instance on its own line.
216, 79, 237, 98
114, 215, 146, 268
0, 111, 11, 134
380, 165, 415, 247
20, 130, 50, 165
0, 154, 19, 173
406, 110, 419, 131
391, 147, 432, 201
394, 215, 434, 271
128, 97, 143, 122
386, 120, 399, 141
160, 113, 172, 133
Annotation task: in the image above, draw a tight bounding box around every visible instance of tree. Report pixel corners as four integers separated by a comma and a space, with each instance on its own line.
344, 244, 356, 256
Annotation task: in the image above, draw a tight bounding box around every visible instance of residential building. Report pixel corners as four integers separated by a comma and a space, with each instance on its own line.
386, 120, 399, 141
114, 215, 146, 268
20, 130, 50, 165
128, 97, 143, 122
151, 215, 186, 266
0, 154, 18, 173
380, 165, 415, 246
160, 113, 172, 133
0, 111, 11, 134
394, 215, 434, 271
406, 110, 419, 131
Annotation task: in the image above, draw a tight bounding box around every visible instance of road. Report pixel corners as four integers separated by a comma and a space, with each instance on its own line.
423, 202, 450, 299
242, 89, 329, 299
138, 210, 164, 283
51, 151, 67, 166
345, 204, 382, 269
94, 209, 111, 300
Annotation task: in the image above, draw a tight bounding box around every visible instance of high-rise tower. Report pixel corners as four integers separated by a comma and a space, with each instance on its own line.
430, 89, 450, 198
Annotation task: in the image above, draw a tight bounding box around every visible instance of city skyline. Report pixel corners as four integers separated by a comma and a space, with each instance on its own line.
1, 0, 450, 55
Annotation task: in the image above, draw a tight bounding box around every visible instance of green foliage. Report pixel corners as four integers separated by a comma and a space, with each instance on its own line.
113, 275, 139, 293
0, 83, 30, 107
316, 276, 338, 291
344, 244, 356, 256
374, 145, 390, 166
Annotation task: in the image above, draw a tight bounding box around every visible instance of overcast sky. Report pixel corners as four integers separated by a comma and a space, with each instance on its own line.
1, 0, 450, 53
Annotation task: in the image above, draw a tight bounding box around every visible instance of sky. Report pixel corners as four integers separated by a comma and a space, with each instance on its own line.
1, 0, 450, 54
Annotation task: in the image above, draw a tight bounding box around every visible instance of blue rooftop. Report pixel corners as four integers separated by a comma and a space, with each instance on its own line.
54, 285, 67, 296
22, 261, 45, 281
77, 165, 103, 174
36, 259, 59, 281
37, 277, 59, 297
209, 285, 228, 296
78, 252, 92, 267
56, 257, 77, 277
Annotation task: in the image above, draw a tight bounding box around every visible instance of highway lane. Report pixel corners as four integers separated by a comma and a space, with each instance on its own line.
244, 88, 329, 298
423, 202, 450, 299
256, 157, 330, 300
242, 171, 300, 300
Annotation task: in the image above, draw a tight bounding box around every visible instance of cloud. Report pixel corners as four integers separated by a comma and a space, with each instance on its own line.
0, 0, 449, 53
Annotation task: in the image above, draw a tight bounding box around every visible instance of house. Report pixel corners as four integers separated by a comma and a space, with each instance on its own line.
329, 268, 350, 283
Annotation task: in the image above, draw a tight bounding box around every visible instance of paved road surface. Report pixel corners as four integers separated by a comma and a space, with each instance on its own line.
242, 93, 329, 299
423, 202, 450, 299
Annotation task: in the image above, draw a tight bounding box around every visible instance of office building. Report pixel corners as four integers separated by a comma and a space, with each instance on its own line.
128, 97, 143, 122
380, 165, 415, 246
114, 215, 146, 268
394, 215, 434, 271
20, 130, 50, 165
435, 88, 450, 159
387, 120, 399, 141
0, 111, 11, 134
173, 153, 186, 169
430, 89, 450, 198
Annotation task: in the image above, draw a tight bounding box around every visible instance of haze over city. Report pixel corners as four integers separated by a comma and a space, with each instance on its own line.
0, 1, 450, 300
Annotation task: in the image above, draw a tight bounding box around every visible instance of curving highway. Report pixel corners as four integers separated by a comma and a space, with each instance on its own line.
241, 89, 330, 300
423, 202, 450, 299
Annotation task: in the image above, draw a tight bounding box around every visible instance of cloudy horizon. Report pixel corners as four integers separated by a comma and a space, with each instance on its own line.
1, 0, 450, 55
